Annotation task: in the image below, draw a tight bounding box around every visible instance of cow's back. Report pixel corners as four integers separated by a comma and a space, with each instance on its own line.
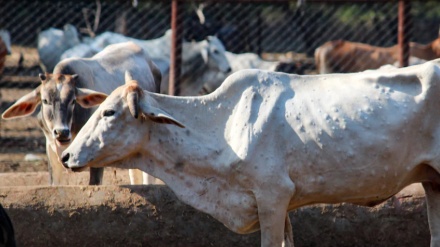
54, 42, 158, 93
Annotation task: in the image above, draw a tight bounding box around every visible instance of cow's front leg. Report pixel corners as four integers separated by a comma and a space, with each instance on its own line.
423, 182, 440, 247
129, 169, 143, 185
89, 167, 104, 185
255, 181, 296, 247
47, 143, 63, 185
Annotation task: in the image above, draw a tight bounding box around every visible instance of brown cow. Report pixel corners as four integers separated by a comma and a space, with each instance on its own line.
315, 37, 440, 73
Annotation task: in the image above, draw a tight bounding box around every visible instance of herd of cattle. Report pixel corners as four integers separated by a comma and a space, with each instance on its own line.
3, 24, 440, 246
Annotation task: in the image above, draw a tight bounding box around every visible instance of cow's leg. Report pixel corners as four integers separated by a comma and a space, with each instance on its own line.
423, 182, 440, 247
256, 182, 295, 247
129, 169, 143, 185
256, 198, 293, 247
144, 173, 157, 185
47, 144, 63, 185
284, 214, 294, 247
89, 167, 104, 185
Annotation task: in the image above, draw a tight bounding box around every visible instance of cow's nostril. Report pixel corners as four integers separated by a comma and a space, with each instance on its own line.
61, 153, 70, 168
54, 129, 70, 139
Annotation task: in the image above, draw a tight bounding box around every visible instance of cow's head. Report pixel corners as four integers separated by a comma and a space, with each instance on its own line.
2, 72, 107, 150
200, 36, 231, 73
61, 71, 184, 171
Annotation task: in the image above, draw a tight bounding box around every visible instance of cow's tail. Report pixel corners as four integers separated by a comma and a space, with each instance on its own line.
315, 41, 341, 74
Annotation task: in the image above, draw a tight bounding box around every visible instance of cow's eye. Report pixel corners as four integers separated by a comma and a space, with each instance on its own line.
42, 99, 49, 105
103, 109, 115, 117
212, 49, 219, 54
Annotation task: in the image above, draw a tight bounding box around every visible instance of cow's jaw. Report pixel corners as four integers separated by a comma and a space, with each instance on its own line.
56, 139, 71, 146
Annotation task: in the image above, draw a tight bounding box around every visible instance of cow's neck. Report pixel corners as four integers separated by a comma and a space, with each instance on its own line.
150, 94, 232, 164
181, 44, 206, 76
135, 90, 243, 179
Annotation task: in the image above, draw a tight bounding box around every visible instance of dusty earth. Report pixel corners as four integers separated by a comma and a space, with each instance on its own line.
0, 46, 47, 172
0, 46, 433, 246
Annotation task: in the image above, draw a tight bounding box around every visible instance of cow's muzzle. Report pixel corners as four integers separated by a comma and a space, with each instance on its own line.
61, 153, 70, 168
54, 128, 71, 144
61, 152, 86, 172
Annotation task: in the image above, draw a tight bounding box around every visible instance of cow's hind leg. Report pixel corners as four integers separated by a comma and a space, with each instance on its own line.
423, 181, 440, 247
89, 167, 104, 185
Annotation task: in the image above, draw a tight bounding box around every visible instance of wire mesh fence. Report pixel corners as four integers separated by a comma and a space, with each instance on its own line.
1, 0, 440, 171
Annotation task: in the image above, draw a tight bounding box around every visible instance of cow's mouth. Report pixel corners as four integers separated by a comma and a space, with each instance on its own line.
71, 166, 87, 172
56, 139, 71, 145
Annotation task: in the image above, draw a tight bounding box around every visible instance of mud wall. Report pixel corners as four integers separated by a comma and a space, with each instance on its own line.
0, 185, 430, 247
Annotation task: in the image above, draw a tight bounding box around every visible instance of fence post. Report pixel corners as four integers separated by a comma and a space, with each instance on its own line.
170, 0, 183, 96
398, 0, 411, 68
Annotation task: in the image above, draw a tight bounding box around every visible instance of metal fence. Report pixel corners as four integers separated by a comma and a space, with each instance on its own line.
2, 1, 440, 77
1, 0, 440, 163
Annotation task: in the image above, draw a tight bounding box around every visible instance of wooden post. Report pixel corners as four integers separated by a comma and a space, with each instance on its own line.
398, 0, 411, 68
170, 0, 183, 96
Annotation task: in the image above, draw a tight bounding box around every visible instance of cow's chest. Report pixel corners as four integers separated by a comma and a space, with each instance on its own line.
167, 174, 260, 233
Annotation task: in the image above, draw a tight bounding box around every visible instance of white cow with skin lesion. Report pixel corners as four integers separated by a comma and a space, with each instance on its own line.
62, 61, 440, 246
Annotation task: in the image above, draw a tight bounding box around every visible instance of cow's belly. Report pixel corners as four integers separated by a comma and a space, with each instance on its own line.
287, 144, 427, 208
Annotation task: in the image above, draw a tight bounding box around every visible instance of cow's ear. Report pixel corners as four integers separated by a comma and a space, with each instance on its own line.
76, 88, 108, 108
140, 102, 185, 128
2, 86, 41, 119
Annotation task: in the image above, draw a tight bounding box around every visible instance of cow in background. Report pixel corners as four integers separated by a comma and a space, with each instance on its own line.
314, 37, 440, 73
2, 42, 161, 185
38, 24, 80, 72
200, 51, 301, 95
0, 30, 12, 75
61, 30, 231, 96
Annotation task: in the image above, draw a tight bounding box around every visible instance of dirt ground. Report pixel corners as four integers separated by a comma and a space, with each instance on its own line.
1, 46, 46, 169
0, 46, 433, 246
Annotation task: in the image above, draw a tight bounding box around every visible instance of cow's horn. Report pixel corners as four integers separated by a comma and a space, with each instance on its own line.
125, 71, 134, 84
126, 91, 139, 119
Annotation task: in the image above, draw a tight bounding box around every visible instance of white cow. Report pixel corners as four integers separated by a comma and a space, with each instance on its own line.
159, 36, 231, 95
0, 30, 11, 55
61, 30, 231, 96
61, 61, 440, 246
60, 43, 100, 60
3, 42, 161, 185
90, 30, 172, 59
38, 24, 80, 72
